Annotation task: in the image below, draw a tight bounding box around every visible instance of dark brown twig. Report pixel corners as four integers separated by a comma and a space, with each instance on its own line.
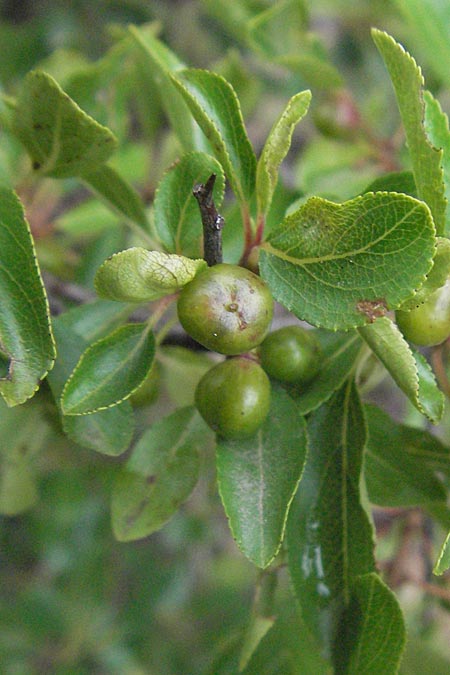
193, 174, 224, 266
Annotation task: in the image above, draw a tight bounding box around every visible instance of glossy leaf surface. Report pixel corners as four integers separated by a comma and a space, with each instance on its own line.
171, 68, 256, 204
153, 151, 225, 257
61, 323, 155, 415
217, 386, 307, 568
260, 192, 435, 330
372, 30, 446, 234
12, 70, 117, 178
256, 90, 311, 216
95, 248, 206, 302
287, 381, 375, 649
111, 406, 204, 541
0, 188, 55, 406
359, 317, 444, 423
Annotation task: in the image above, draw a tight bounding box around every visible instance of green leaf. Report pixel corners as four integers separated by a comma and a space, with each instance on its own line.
49, 308, 134, 456
434, 529, 450, 575
0, 188, 55, 406
12, 70, 117, 178
171, 68, 256, 204
158, 345, 214, 408
61, 323, 155, 415
94, 247, 207, 303
217, 386, 307, 568
247, 0, 307, 59
128, 25, 208, 152
423, 91, 450, 235
359, 317, 444, 423
290, 330, 363, 415
111, 406, 204, 541
364, 404, 449, 507
372, 29, 446, 235
153, 151, 225, 257
287, 381, 375, 649
256, 90, 311, 217
335, 573, 405, 675
260, 192, 435, 330
363, 170, 417, 197
82, 163, 148, 230
399, 237, 450, 310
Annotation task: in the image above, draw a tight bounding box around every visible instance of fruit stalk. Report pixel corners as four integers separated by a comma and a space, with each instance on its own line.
193, 173, 224, 267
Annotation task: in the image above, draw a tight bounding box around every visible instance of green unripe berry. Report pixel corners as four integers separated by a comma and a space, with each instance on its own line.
259, 325, 321, 384
177, 264, 273, 355
395, 280, 450, 347
195, 357, 271, 439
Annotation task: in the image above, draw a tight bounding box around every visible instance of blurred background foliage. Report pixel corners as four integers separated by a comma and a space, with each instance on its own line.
1, 1, 450, 673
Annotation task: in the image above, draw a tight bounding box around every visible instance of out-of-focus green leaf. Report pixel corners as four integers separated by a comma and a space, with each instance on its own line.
364, 404, 449, 507
247, 0, 308, 59
290, 330, 363, 415
171, 68, 256, 205
424, 91, 450, 235
61, 323, 155, 415
0, 188, 55, 406
158, 345, 214, 407
95, 248, 206, 302
364, 170, 417, 197
260, 193, 435, 330
359, 317, 444, 423
217, 386, 307, 568
287, 381, 375, 650
12, 70, 117, 178
82, 163, 148, 230
129, 24, 208, 152
372, 30, 446, 235
400, 640, 450, 674
111, 406, 204, 541
256, 90, 311, 217
334, 573, 405, 675
153, 152, 225, 257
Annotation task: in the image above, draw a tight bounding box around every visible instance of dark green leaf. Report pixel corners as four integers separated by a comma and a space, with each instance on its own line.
424, 91, 450, 236
217, 386, 307, 568
128, 25, 208, 152
171, 68, 256, 204
364, 170, 417, 197
359, 317, 444, 423
256, 90, 311, 217
334, 573, 405, 675
372, 30, 446, 235
94, 247, 206, 302
364, 404, 449, 507
12, 70, 117, 178
111, 406, 204, 541
399, 237, 450, 310
260, 193, 435, 330
63, 403, 134, 457
153, 151, 225, 257
61, 323, 155, 415
290, 330, 363, 415
82, 163, 148, 230
287, 381, 375, 650
0, 188, 55, 406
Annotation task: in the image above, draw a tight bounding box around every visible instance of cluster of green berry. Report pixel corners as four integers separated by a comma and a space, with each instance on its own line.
177, 264, 321, 439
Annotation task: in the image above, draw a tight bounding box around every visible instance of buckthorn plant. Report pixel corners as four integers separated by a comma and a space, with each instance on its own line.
1, 3, 450, 673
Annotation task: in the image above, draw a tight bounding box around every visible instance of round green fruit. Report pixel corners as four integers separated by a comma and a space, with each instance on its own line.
259, 325, 321, 384
395, 280, 450, 347
177, 264, 273, 355
195, 357, 271, 439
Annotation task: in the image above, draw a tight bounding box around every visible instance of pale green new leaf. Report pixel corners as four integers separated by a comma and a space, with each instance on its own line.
434, 529, 450, 575
171, 68, 256, 204
82, 163, 148, 230
424, 91, 450, 235
217, 386, 307, 568
372, 29, 446, 234
359, 317, 444, 423
256, 90, 311, 217
0, 188, 55, 406
12, 70, 117, 178
287, 380, 375, 650
95, 247, 207, 302
260, 192, 435, 330
61, 323, 155, 415
336, 573, 405, 675
153, 152, 225, 257
111, 406, 205, 541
